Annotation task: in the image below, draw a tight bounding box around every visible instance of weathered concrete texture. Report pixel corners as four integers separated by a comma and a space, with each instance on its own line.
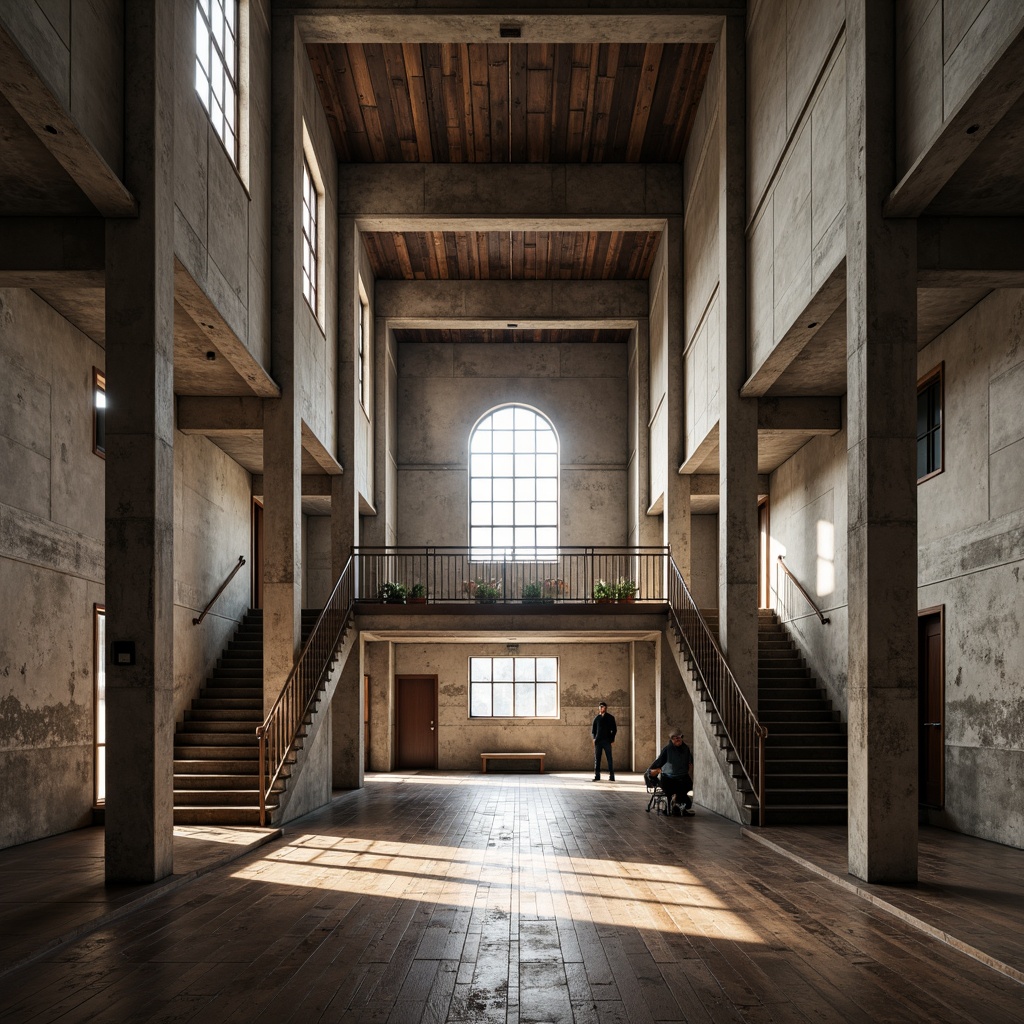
330, 653, 363, 789
632, 640, 658, 770
689, 698, 741, 823
305, 514, 332, 609
279, 701, 331, 824
394, 641, 637, 772
688, 514, 719, 610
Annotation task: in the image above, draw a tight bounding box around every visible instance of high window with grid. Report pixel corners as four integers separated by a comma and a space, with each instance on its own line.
470, 406, 558, 560
917, 364, 943, 482
195, 0, 239, 162
470, 656, 558, 718
301, 157, 318, 313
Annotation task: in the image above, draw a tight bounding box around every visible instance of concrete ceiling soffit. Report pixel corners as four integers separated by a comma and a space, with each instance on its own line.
174, 261, 280, 398
917, 217, 1024, 288
293, 7, 733, 45
886, 23, 1024, 217
376, 279, 648, 327
301, 420, 343, 476
251, 474, 335, 498
0, 24, 135, 217
355, 629, 665, 644
685, 472, 770, 514
342, 165, 681, 227
0, 216, 104, 286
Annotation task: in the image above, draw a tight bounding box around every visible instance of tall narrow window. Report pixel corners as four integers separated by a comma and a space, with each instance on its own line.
94, 605, 106, 806
195, 0, 239, 163
301, 156, 318, 313
358, 293, 368, 410
93, 368, 106, 458
470, 405, 558, 560
917, 364, 943, 482
470, 656, 559, 718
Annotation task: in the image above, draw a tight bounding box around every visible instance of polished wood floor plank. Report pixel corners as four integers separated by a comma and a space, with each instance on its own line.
3, 773, 1024, 1024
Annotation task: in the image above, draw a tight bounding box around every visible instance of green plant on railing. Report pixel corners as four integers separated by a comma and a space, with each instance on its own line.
593, 579, 614, 602
542, 578, 565, 599
521, 580, 544, 603
471, 579, 502, 603
614, 578, 638, 602
378, 581, 408, 604
409, 582, 427, 603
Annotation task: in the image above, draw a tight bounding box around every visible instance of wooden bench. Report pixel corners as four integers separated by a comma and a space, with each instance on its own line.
480, 752, 546, 774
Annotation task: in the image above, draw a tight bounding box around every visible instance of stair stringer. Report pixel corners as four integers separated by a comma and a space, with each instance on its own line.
268, 614, 357, 825
663, 624, 753, 825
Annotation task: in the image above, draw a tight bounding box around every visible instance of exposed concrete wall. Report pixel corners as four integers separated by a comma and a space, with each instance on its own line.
0, 0, 124, 175
305, 514, 332, 609
917, 288, 1024, 849
173, 0, 272, 370
386, 641, 650, 772
746, 0, 846, 377
896, 1, 1024, 180
172, 431, 253, 722
648, 233, 668, 509
689, 513, 719, 610
0, 288, 104, 849
768, 424, 849, 716
395, 342, 628, 547
354, 241, 375, 508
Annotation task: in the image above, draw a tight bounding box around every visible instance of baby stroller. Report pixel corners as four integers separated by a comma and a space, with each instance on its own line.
644, 768, 671, 816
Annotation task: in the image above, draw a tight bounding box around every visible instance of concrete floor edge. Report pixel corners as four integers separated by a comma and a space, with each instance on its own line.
739, 826, 1024, 987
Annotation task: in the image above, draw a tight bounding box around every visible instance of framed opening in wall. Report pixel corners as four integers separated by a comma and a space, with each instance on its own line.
94, 605, 105, 806
918, 606, 945, 808
251, 497, 263, 608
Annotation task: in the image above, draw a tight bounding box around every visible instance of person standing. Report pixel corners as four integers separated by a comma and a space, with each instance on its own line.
649, 730, 694, 815
591, 701, 617, 781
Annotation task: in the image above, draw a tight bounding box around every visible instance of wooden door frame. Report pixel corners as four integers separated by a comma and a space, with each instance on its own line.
395, 674, 438, 770
918, 605, 945, 808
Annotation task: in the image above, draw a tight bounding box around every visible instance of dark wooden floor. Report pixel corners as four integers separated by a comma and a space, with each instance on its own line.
2, 774, 1022, 1023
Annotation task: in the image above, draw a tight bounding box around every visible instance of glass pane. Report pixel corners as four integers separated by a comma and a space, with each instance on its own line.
930, 430, 941, 473
471, 428, 491, 452
917, 390, 928, 436
537, 454, 558, 477
471, 453, 491, 477
515, 684, 536, 717
514, 428, 535, 453
492, 430, 514, 452
471, 502, 492, 526
537, 478, 557, 501
493, 502, 514, 526
493, 527, 514, 549
493, 658, 514, 682
515, 526, 535, 547
537, 502, 558, 525
516, 504, 535, 526
536, 658, 557, 681
471, 684, 492, 717
493, 478, 514, 502
470, 657, 491, 681
493, 683, 514, 716
536, 429, 557, 453
493, 407, 515, 429
917, 438, 928, 479
471, 478, 491, 502
536, 683, 557, 717
537, 527, 558, 547
515, 454, 535, 477
515, 478, 535, 502
514, 406, 535, 429
493, 454, 514, 477
515, 658, 535, 681
471, 527, 491, 548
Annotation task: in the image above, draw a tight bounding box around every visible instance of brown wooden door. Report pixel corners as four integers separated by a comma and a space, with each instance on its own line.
396, 675, 437, 769
918, 610, 944, 807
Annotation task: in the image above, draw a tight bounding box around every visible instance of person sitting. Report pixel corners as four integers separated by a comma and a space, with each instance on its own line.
648, 730, 695, 816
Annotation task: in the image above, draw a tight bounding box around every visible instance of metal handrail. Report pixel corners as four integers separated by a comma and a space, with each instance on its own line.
666, 558, 767, 825
256, 556, 355, 826
351, 545, 670, 603
777, 555, 830, 625
192, 555, 246, 625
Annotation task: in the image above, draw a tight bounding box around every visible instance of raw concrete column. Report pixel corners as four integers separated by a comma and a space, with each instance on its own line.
717, 15, 758, 705
846, 0, 918, 884
632, 320, 662, 552
264, 14, 303, 710
662, 218, 692, 580
103, 0, 175, 883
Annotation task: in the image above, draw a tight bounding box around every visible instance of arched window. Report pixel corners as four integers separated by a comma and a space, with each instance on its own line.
470, 405, 558, 560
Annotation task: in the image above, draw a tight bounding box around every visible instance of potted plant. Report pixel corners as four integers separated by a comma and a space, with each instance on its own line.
593, 579, 614, 603
521, 580, 544, 603
614, 578, 637, 603
473, 579, 502, 603
378, 581, 408, 604
409, 582, 427, 604
542, 578, 565, 602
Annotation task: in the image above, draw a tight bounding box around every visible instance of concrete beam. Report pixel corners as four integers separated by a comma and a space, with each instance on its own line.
917, 217, 1024, 288
757, 397, 842, 434
0, 217, 104, 286
688, 474, 769, 497
301, 420, 343, 476
342, 164, 681, 228
885, 19, 1024, 217
287, 3, 739, 44
252, 474, 334, 498
376, 279, 648, 327
176, 396, 264, 433
0, 24, 135, 217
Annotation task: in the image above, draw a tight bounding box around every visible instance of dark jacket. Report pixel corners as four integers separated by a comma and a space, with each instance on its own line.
592, 711, 617, 742
650, 740, 693, 778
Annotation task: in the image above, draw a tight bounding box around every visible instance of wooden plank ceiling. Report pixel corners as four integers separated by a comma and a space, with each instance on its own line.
308, 42, 713, 339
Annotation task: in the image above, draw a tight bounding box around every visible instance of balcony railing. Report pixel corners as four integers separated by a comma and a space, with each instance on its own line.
351, 546, 670, 603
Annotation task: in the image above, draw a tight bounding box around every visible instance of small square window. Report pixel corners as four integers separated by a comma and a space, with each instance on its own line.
917, 364, 943, 482
469, 656, 559, 718
93, 368, 106, 458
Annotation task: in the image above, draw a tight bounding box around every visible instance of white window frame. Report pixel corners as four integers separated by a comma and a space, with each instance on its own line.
195, 0, 241, 166
469, 656, 559, 719
469, 405, 559, 561
301, 124, 326, 325
358, 285, 370, 414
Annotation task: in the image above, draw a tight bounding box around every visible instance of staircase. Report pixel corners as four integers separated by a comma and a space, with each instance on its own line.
680, 609, 847, 826
173, 609, 322, 825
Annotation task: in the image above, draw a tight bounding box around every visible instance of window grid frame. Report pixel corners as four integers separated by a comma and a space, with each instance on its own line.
195, 0, 239, 165
358, 294, 368, 412
917, 363, 944, 484
469, 405, 559, 562
301, 156, 318, 315
469, 656, 559, 719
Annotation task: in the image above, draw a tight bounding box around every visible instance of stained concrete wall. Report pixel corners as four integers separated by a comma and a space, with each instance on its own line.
648, 230, 668, 508
305, 514, 332, 609
0, 0, 124, 175
689, 514, 719, 610
896, 1, 1024, 180
354, 242, 375, 510
395, 342, 628, 547
747, 0, 847, 378
0, 288, 104, 849
916, 289, 1024, 848
173, 0, 273, 371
